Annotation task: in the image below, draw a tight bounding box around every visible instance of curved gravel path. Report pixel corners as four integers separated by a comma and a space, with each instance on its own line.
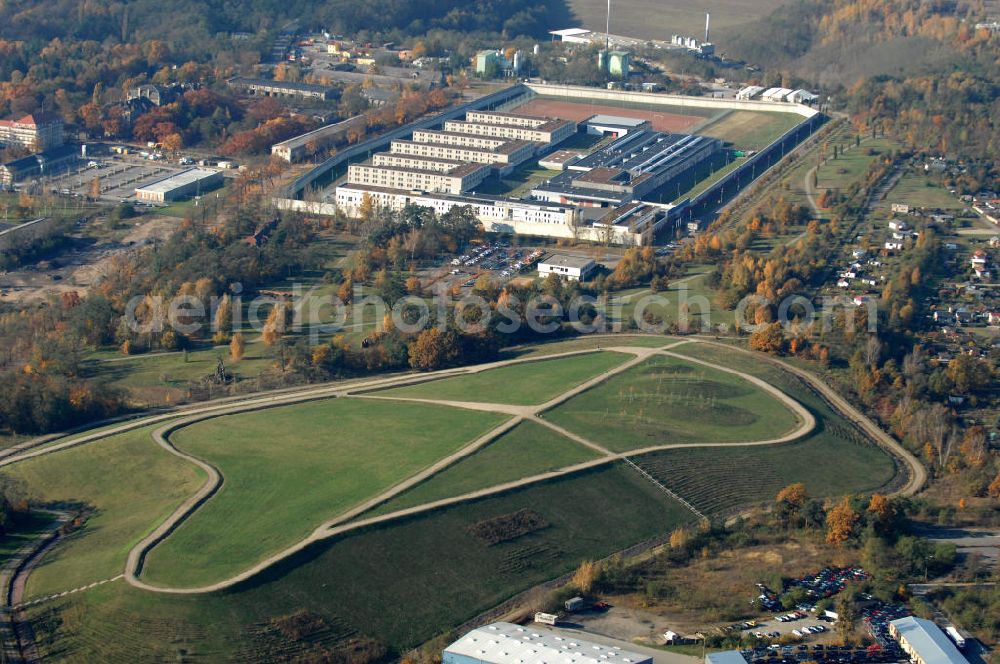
2, 335, 921, 597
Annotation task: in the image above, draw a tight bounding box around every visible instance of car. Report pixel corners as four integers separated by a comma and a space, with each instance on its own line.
792, 630, 802, 637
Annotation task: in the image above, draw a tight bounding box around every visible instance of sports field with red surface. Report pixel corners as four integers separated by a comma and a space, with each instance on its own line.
513, 98, 707, 133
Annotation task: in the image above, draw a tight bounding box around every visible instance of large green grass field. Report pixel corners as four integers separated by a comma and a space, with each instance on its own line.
698, 110, 804, 150
544, 354, 800, 451
367, 420, 601, 516
141, 398, 509, 587
27, 464, 696, 661
6, 338, 904, 662
5, 425, 204, 599
875, 171, 965, 212
375, 351, 631, 405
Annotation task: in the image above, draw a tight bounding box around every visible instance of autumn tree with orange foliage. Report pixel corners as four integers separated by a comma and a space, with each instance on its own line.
825, 497, 859, 546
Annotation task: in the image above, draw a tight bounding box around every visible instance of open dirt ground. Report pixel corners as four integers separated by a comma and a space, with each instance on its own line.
514, 99, 704, 133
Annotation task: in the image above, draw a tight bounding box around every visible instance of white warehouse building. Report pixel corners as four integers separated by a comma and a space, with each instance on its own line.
135, 168, 224, 203
442, 623, 653, 664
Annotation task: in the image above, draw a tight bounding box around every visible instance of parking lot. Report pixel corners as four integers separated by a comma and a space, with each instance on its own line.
41, 157, 183, 203
443, 244, 545, 288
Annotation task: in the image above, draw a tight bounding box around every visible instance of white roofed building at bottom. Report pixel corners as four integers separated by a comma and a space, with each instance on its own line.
889, 616, 970, 664
442, 622, 654, 664
705, 652, 748, 664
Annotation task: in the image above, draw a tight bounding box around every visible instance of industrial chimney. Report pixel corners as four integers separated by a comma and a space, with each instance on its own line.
705, 12, 711, 44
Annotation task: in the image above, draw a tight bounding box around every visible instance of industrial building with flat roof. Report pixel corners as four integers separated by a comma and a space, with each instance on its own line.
537, 254, 597, 281
335, 183, 580, 230
705, 652, 749, 664
0, 145, 78, 188
583, 114, 651, 137
889, 617, 970, 664
532, 130, 719, 206
271, 115, 368, 162
442, 622, 653, 664
135, 168, 224, 203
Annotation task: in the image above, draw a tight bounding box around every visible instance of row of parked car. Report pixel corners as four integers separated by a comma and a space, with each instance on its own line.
862, 602, 911, 651
746, 643, 904, 664
785, 566, 868, 599
451, 242, 506, 268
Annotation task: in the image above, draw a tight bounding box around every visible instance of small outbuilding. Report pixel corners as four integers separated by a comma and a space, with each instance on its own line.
537, 254, 597, 281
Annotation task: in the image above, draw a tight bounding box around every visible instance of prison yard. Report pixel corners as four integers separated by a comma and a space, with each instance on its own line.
0, 336, 909, 661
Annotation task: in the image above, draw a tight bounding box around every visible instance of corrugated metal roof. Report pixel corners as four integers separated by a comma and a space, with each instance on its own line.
444, 622, 653, 664
135, 168, 221, 195
891, 617, 970, 664
706, 652, 748, 664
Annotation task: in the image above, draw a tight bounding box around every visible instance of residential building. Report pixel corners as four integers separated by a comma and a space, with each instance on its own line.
441, 118, 576, 144
411, 129, 515, 151
538, 254, 597, 281
135, 168, 224, 203
442, 622, 653, 664
346, 160, 490, 195
389, 138, 534, 172
889, 616, 970, 664
0, 112, 65, 152
127, 84, 175, 107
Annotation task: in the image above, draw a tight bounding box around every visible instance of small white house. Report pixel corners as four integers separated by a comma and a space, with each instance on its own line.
885, 241, 904, 251
891, 203, 910, 214
537, 255, 597, 281
889, 219, 909, 231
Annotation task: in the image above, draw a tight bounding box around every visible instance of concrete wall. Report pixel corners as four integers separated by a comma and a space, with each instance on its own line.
525, 83, 820, 119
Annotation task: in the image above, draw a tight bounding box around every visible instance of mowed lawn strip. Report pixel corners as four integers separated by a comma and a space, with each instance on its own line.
544, 355, 800, 452
27, 464, 696, 660
141, 399, 508, 588
5, 424, 205, 599
367, 420, 602, 516
375, 351, 631, 405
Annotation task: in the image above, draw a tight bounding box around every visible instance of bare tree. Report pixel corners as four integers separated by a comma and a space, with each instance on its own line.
864, 335, 882, 369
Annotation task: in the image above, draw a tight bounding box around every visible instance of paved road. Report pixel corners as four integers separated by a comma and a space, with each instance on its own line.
1, 335, 921, 599
911, 525, 1000, 566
